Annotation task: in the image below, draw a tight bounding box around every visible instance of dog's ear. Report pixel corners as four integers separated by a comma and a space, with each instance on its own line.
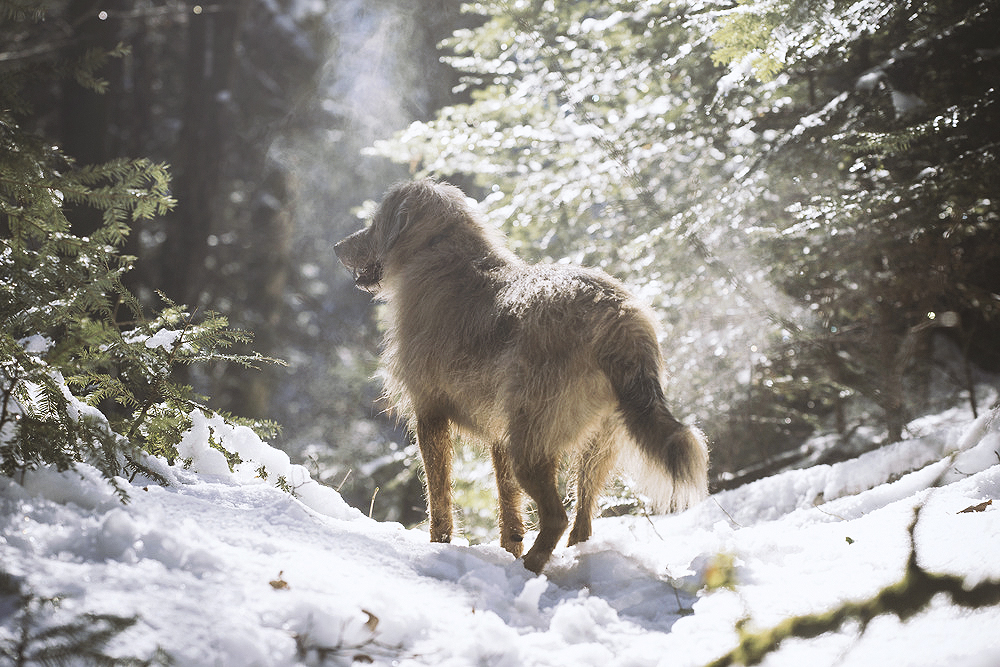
383, 202, 409, 253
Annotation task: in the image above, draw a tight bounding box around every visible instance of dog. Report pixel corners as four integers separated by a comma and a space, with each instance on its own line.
335, 179, 709, 573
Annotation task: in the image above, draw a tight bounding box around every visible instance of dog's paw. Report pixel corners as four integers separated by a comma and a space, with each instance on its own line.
521, 547, 551, 575
501, 532, 524, 558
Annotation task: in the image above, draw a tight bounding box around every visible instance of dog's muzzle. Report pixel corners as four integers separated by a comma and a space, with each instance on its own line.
352, 263, 383, 292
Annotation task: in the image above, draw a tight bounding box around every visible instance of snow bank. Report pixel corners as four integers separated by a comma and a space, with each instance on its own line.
174, 409, 362, 522
2, 403, 999, 666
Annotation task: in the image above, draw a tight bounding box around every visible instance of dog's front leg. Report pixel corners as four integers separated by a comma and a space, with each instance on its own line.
416, 415, 453, 543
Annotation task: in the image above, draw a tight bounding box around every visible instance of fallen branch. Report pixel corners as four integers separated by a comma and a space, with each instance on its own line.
706, 503, 1000, 667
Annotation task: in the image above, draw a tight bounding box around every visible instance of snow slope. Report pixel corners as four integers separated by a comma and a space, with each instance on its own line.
2, 401, 1000, 666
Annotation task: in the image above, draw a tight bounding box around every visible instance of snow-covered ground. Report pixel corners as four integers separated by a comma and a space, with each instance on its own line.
3, 399, 1000, 666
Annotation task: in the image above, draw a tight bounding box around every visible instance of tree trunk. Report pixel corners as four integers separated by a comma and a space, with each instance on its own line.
162, 1, 239, 307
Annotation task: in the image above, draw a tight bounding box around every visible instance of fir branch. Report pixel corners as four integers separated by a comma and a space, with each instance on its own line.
0, 0, 47, 23
121, 310, 198, 442
0, 4, 276, 500
0, 573, 163, 666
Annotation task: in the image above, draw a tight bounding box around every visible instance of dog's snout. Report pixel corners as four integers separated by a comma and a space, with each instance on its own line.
333, 237, 349, 263
334, 228, 367, 268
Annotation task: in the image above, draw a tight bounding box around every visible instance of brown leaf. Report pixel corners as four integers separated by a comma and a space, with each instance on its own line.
269, 571, 290, 590
959, 499, 993, 514
362, 609, 379, 633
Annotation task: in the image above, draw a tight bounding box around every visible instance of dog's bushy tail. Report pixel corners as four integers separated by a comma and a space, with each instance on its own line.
598, 312, 709, 511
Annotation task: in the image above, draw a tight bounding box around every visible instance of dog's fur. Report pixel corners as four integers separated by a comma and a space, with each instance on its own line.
335, 179, 709, 573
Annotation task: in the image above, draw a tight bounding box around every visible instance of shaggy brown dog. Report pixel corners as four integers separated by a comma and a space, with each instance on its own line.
335, 179, 709, 573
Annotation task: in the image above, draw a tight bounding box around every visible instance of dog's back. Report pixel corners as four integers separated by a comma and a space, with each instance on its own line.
386, 251, 635, 443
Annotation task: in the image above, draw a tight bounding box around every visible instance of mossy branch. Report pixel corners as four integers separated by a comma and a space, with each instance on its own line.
705, 504, 1000, 667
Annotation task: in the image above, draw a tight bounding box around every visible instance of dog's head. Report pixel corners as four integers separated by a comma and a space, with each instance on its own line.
334, 179, 470, 295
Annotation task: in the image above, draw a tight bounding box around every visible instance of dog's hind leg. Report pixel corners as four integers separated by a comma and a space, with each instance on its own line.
416, 415, 453, 544
567, 423, 619, 547
491, 441, 525, 558
508, 418, 568, 573
515, 456, 567, 574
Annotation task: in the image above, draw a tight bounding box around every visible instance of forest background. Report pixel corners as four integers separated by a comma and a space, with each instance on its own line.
2, 0, 998, 534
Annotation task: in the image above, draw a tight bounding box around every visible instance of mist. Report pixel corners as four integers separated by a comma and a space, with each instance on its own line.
263, 0, 470, 519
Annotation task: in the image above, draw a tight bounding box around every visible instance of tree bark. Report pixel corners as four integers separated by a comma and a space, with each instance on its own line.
162, 1, 239, 307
